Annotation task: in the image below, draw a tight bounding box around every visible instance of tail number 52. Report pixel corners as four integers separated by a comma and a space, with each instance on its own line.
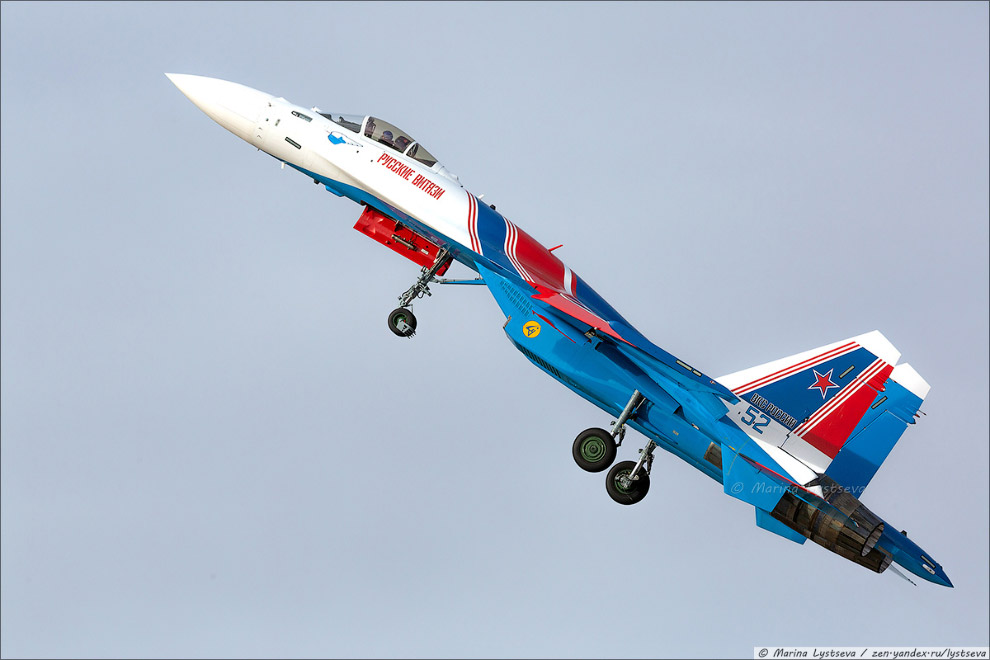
740, 406, 771, 434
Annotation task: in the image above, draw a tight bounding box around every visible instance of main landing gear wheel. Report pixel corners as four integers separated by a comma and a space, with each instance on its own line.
572, 428, 617, 473
606, 460, 651, 505
387, 307, 417, 337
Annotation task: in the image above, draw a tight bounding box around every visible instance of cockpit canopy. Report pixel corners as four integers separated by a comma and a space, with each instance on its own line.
319, 112, 438, 168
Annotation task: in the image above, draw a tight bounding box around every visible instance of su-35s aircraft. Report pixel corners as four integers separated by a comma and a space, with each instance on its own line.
168, 73, 951, 587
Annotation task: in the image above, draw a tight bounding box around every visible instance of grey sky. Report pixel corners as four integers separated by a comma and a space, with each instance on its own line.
2, 2, 988, 658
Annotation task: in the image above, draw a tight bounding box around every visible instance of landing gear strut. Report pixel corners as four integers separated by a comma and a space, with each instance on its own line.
387, 248, 451, 338
606, 440, 656, 505
571, 390, 643, 473
606, 457, 651, 505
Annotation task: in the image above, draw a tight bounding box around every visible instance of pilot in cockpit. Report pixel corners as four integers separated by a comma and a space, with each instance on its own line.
379, 130, 395, 148
364, 118, 376, 138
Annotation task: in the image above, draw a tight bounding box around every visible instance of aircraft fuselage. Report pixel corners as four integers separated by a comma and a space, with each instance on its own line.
168, 74, 951, 588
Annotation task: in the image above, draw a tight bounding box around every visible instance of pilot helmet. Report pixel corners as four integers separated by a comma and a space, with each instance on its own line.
382, 130, 393, 141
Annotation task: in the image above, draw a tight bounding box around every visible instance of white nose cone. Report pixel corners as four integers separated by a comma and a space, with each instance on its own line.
166, 73, 273, 143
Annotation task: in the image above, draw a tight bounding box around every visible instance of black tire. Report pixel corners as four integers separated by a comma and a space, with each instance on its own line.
605, 460, 650, 505
572, 427, 617, 473
387, 307, 417, 337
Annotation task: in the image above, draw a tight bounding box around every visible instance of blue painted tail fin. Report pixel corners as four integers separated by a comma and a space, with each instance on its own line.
824, 363, 929, 495
719, 332, 929, 496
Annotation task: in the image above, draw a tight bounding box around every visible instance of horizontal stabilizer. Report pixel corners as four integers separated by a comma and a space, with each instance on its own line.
755, 508, 807, 544
722, 444, 790, 511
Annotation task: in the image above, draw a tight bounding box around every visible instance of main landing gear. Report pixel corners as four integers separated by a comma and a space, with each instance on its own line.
571, 390, 658, 505
386, 249, 452, 338
606, 442, 656, 506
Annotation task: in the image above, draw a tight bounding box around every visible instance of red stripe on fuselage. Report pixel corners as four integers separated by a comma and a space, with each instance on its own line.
738, 454, 819, 498
493, 214, 629, 344
535, 313, 578, 344
505, 220, 567, 290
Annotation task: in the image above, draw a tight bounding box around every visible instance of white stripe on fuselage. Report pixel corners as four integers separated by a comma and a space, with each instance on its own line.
467, 194, 480, 253
503, 218, 536, 283
564, 265, 575, 295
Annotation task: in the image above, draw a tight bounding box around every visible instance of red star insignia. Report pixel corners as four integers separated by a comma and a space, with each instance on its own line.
809, 368, 840, 399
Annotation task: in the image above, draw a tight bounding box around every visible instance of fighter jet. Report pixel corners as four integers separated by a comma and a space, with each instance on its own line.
167, 73, 951, 587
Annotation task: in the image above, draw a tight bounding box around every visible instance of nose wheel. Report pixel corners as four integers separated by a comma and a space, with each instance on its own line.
388, 248, 451, 338
387, 307, 417, 337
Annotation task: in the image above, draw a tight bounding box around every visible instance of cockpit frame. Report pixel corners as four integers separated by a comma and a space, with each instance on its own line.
321, 112, 438, 168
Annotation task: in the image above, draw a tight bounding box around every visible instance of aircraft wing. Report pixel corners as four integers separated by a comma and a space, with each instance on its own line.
467, 204, 739, 407
530, 285, 628, 344
528, 281, 739, 410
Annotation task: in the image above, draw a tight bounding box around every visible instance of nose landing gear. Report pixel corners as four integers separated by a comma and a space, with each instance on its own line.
386, 248, 451, 338
387, 307, 418, 337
